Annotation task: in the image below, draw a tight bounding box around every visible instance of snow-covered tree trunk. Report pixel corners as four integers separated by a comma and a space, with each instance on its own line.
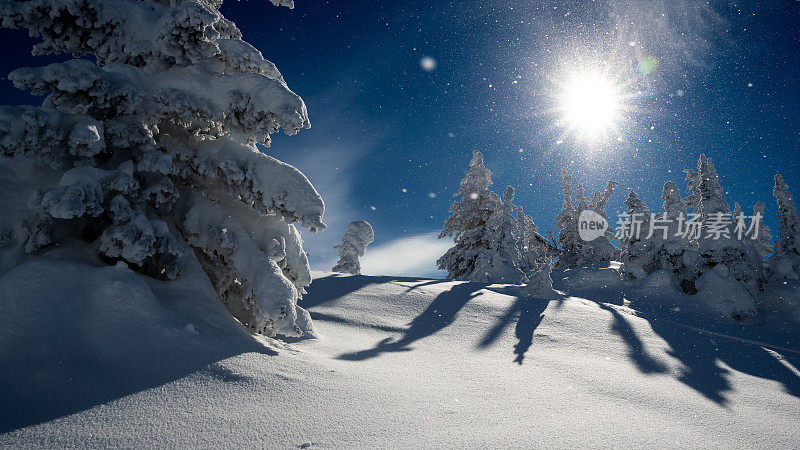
0, 0, 323, 338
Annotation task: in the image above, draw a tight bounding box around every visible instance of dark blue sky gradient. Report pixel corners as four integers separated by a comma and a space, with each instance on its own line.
1, 0, 798, 269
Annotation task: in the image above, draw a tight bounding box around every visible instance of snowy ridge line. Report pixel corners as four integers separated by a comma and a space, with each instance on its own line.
599, 301, 800, 355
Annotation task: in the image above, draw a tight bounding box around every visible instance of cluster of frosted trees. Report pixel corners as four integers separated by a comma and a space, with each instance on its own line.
612, 154, 800, 320
438, 152, 800, 321
437, 150, 557, 295
0, 0, 321, 337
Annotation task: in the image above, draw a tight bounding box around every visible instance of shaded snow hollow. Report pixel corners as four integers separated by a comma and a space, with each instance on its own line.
2, 261, 800, 447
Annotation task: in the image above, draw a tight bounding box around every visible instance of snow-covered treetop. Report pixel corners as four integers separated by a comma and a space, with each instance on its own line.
559, 168, 574, 212
337, 220, 375, 255
774, 174, 797, 215
503, 185, 515, 204
590, 181, 618, 218
661, 181, 685, 218
456, 150, 493, 195
624, 190, 648, 214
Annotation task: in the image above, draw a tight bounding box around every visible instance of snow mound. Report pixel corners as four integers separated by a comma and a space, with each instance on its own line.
2, 270, 799, 446
0, 251, 274, 434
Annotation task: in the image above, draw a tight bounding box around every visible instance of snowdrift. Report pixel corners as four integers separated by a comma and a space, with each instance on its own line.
2, 265, 800, 447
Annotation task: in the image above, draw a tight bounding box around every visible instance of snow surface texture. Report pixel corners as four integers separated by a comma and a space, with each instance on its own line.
2, 260, 799, 447
332, 220, 374, 275
0, 0, 322, 337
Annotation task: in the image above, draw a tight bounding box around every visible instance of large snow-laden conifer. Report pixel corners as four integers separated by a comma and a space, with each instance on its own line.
0, 0, 323, 338
771, 174, 800, 279
332, 220, 374, 275
437, 150, 502, 281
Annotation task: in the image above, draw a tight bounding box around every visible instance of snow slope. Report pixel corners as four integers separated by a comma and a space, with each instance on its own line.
2, 260, 800, 447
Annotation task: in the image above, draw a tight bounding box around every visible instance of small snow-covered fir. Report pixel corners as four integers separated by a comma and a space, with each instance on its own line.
332, 220, 374, 275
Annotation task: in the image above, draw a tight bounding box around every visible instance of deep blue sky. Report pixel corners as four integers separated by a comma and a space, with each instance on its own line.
1, 0, 798, 274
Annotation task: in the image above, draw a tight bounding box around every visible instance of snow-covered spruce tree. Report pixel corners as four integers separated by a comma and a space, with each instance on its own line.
554, 169, 618, 269
650, 181, 694, 290
619, 190, 652, 279
580, 179, 619, 263
0, 0, 324, 338
554, 168, 580, 269
683, 155, 762, 319
517, 205, 557, 282
474, 186, 527, 283
771, 174, 800, 279
751, 201, 773, 262
437, 150, 502, 281
332, 220, 374, 275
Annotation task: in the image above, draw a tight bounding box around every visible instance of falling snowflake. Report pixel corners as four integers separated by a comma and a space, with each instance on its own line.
420, 56, 437, 72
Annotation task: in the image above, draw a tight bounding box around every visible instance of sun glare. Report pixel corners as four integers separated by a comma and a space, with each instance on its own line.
559, 73, 621, 139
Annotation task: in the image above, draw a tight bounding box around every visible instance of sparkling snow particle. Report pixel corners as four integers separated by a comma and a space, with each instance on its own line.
370, 206, 377, 210
420, 56, 437, 72
401, 188, 408, 193
428, 192, 437, 198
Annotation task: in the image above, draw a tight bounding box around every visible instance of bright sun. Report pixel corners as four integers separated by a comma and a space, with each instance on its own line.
559, 73, 621, 139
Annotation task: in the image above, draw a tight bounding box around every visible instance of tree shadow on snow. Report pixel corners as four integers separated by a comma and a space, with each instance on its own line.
336, 282, 483, 361
477, 292, 555, 365
301, 274, 449, 309
596, 303, 669, 375
568, 279, 800, 405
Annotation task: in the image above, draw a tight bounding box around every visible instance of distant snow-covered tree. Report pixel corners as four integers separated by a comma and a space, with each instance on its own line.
332, 220, 374, 275
554, 169, 580, 269
474, 186, 527, 283
619, 190, 652, 279
579, 180, 619, 263
751, 201, 773, 262
437, 150, 502, 281
682, 155, 762, 320
517, 206, 557, 282
771, 174, 800, 279
652, 181, 694, 290
554, 169, 618, 269
0, 0, 323, 338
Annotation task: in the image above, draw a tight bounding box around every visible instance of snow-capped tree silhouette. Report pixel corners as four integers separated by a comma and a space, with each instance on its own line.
771, 174, 800, 279
332, 220, 374, 275
437, 150, 503, 281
